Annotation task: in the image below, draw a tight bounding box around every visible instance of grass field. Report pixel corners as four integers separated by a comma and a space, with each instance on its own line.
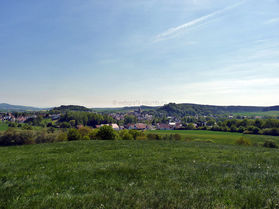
1, 133, 279, 208
147, 130, 279, 145
0, 122, 8, 131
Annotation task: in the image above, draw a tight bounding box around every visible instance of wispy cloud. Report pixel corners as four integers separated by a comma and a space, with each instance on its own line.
265, 17, 279, 24
154, 1, 244, 42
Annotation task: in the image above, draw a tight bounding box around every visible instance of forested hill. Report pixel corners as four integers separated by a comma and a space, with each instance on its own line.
263, 106, 279, 111
52, 105, 91, 112
156, 103, 270, 116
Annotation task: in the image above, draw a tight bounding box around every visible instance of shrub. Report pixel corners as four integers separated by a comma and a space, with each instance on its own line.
56, 132, 67, 142
147, 133, 161, 140
262, 128, 279, 136
22, 124, 33, 130
67, 129, 81, 141
0, 129, 34, 146
96, 125, 116, 140
129, 130, 144, 140
89, 129, 99, 140
119, 130, 133, 140
173, 133, 182, 140
237, 126, 245, 133
78, 126, 92, 138
8, 122, 17, 128
193, 139, 215, 143
235, 137, 251, 146
35, 130, 56, 144
47, 127, 56, 133
263, 140, 278, 149
82, 135, 90, 140
211, 125, 221, 131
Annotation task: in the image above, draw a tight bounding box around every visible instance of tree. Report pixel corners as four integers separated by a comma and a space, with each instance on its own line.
96, 125, 116, 140
67, 129, 81, 141
124, 115, 136, 125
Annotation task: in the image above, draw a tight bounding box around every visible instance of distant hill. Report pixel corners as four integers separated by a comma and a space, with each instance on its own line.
263, 106, 279, 112
52, 105, 91, 112
0, 103, 47, 112
156, 103, 266, 116
92, 105, 158, 113
1, 102, 279, 116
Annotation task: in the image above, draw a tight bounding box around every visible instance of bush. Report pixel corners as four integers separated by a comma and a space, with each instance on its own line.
0, 129, 35, 146
47, 127, 56, 133
119, 130, 133, 140
89, 129, 99, 140
22, 124, 33, 130
78, 126, 92, 138
35, 130, 56, 144
235, 137, 251, 146
56, 132, 67, 142
262, 128, 279, 136
263, 140, 278, 149
129, 130, 145, 140
67, 129, 81, 141
147, 133, 161, 140
237, 126, 245, 133
96, 125, 116, 140
82, 135, 90, 140
173, 133, 182, 140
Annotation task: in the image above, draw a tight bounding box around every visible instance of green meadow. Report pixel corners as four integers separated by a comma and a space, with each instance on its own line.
147, 130, 279, 145
1, 131, 279, 209
0, 122, 8, 131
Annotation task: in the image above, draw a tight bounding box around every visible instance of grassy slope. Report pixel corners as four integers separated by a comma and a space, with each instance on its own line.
1, 139, 279, 208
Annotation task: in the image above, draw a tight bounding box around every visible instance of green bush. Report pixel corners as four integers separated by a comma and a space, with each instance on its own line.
262, 128, 279, 136
35, 130, 57, 144
0, 129, 35, 146
129, 130, 145, 140
235, 137, 251, 146
22, 124, 33, 130
119, 130, 133, 140
89, 129, 99, 140
82, 135, 90, 140
173, 133, 182, 140
147, 133, 161, 140
56, 132, 67, 142
67, 129, 81, 141
78, 126, 92, 138
96, 125, 116, 140
263, 140, 278, 149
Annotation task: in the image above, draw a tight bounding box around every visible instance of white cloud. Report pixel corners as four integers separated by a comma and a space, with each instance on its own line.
154, 1, 244, 42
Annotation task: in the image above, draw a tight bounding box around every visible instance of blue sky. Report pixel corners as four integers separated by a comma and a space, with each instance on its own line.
0, 0, 279, 107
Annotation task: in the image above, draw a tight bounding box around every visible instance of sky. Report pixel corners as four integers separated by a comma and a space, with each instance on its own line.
0, 0, 279, 107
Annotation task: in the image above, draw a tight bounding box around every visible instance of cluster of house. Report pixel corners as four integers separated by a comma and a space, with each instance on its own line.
0, 113, 35, 123
95, 122, 184, 131
0, 113, 61, 123
108, 108, 153, 122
